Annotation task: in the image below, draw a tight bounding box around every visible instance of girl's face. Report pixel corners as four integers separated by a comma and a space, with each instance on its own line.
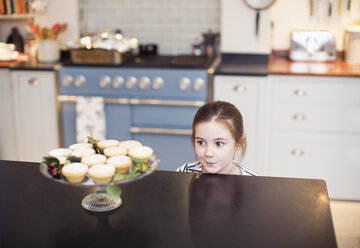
194, 120, 240, 174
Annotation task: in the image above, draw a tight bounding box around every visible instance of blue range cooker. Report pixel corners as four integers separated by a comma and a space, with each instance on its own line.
58, 55, 212, 170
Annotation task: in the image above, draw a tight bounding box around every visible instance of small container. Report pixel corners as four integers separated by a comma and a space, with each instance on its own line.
37, 40, 60, 63
344, 25, 360, 64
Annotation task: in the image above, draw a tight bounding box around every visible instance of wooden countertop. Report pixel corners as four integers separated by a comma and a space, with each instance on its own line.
269, 51, 360, 77
0, 53, 28, 68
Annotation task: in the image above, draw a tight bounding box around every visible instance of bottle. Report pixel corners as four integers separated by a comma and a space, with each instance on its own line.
6, 27, 24, 52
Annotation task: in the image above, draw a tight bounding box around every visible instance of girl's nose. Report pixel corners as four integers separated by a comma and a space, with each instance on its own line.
205, 145, 213, 157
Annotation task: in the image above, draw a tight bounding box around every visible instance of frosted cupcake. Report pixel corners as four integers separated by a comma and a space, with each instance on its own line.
104, 146, 127, 157
107, 155, 132, 174
97, 139, 120, 149
69, 143, 92, 150
118, 140, 142, 153
62, 163, 88, 183
71, 148, 95, 158
88, 164, 115, 184
128, 146, 153, 162
81, 154, 107, 167
48, 148, 72, 158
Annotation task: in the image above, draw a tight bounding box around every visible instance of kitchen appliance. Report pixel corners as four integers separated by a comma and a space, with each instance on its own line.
68, 30, 138, 65
289, 30, 336, 62
344, 25, 360, 64
58, 62, 208, 170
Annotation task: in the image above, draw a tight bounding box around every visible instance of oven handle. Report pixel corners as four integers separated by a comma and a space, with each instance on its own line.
130, 127, 192, 136
58, 95, 205, 107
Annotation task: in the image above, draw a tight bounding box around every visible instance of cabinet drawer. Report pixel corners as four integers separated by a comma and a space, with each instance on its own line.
272, 102, 360, 132
268, 132, 360, 200
272, 77, 360, 104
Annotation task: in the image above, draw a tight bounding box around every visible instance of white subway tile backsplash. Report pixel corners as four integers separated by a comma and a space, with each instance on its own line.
79, 0, 220, 55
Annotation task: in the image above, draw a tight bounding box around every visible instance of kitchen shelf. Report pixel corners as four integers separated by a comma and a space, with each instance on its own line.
0, 14, 33, 20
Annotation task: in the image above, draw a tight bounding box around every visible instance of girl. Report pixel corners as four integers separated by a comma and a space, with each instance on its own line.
177, 101, 258, 176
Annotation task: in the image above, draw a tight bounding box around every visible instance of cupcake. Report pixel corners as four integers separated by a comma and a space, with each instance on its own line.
97, 139, 120, 149
118, 140, 142, 153
62, 163, 88, 183
71, 148, 95, 158
48, 148, 72, 158
104, 146, 127, 157
81, 154, 107, 167
128, 146, 153, 162
107, 155, 132, 174
88, 164, 115, 184
69, 143, 92, 150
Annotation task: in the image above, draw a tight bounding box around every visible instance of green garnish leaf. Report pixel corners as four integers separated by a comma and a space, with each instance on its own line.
124, 172, 142, 179
42, 156, 59, 166
106, 184, 122, 200
87, 136, 104, 155
113, 173, 126, 181
64, 156, 81, 165
129, 156, 144, 165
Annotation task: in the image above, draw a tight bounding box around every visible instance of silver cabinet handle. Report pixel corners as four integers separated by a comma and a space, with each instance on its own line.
293, 113, 306, 121
233, 85, 247, 93
58, 95, 205, 107
294, 89, 307, 97
130, 127, 191, 136
28, 78, 39, 86
291, 149, 304, 156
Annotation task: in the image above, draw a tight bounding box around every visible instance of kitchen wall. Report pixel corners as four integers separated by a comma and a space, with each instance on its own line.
79, 0, 220, 55
271, 0, 360, 51
79, 0, 360, 55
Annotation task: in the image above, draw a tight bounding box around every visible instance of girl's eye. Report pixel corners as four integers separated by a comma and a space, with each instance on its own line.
216, 142, 224, 147
197, 140, 205, 146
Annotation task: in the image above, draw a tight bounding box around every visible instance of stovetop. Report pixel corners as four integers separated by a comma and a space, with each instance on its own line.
61, 54, 215, 69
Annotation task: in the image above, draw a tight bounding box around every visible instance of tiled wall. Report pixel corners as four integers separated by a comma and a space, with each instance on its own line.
79, 0, 220, 55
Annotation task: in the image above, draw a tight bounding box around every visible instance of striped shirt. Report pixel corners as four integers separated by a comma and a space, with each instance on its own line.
177, 161, 258, 176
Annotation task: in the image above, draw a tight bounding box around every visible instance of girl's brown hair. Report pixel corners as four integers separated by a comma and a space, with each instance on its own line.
191, 101, 247, 159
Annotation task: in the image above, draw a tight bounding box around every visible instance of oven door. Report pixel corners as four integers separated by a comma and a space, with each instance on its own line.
131, 104, 199, 170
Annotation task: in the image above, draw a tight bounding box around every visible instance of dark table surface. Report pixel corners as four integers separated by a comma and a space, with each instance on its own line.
0, 160, 337, 248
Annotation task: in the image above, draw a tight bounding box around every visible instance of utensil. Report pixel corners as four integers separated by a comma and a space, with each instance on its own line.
338, 0, 342, 15
243, 0, 277, 36
328, 0, 333, 16
310, 0, 314, 16
347, 0, 351, 11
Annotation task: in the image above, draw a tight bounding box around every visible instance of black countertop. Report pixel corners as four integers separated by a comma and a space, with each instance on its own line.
214, 53, 269, 76
9, 54, 215, 71
0, 160, 337, 248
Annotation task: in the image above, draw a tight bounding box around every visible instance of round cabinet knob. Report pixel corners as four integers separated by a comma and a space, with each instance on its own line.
294, 89, 307, 97
112, 76, 124, 89
62, 74, 73, 87
293, 113, 306, 121
74, 75, 86, 88
179, 77, 191, 91
99, 75, 111, 88
233, 85, 247, 93
193, 77, 205, 91
139, 76, 151, 89
125, 76, 138, 89
291, 149, 305, 157
152, 76, 164, 90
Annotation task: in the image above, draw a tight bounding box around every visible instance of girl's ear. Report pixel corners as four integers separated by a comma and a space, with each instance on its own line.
236, 136, 246, 150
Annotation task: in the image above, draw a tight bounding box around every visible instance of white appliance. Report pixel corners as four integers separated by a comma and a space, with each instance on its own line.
344, 25, 360, 64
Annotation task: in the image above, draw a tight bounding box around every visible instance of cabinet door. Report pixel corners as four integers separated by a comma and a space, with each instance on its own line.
268, 132, 360, 200
214, 75, 263, 172
11, 71, 59, 162
0, 69, 17, 160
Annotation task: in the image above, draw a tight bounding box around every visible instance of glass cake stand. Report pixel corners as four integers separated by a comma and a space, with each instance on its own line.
39, 154, 160, 212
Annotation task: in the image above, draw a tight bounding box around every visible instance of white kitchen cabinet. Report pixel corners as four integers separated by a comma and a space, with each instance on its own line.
0, 68, 17, 160
213, 75, 268, 174
11, 70, 59, 162
268, 75, 360, 200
